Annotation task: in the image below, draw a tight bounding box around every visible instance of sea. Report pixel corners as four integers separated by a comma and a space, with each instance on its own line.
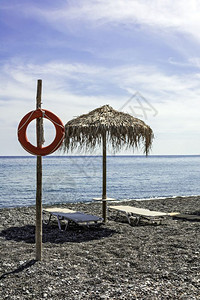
0, 155, 200, 208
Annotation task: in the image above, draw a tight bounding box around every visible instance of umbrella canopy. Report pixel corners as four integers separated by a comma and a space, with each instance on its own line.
62, 105, 154, 222
62, 104, 153, 154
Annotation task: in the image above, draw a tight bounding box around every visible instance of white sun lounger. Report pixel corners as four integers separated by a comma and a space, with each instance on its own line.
43, 207, 103, 230
109, 205, 179, 225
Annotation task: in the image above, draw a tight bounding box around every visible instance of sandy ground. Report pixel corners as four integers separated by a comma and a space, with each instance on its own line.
0, 196, 199, 299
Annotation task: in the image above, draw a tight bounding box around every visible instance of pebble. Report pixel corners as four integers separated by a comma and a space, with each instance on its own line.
0, 197, 199, 299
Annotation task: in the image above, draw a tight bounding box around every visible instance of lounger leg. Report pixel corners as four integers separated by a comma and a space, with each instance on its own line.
135, 216, 141, 225
64, 220, 69, 230
57, 216, 62, 231
126, 213, 131, 224
42, 212, 52, 225
42, 212, 46, 224
47, 214, 52, 225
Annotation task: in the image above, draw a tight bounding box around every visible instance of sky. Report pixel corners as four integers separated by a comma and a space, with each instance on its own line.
1, 0, 200, 156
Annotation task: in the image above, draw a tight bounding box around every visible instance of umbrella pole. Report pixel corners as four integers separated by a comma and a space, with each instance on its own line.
102, 131, 107, 222
36, 79, 43, 261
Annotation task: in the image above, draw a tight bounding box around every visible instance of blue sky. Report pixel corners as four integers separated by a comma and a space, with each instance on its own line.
1, 0, 200, 155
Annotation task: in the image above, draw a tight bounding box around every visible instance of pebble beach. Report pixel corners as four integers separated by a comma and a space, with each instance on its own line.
0, 196, 199, 299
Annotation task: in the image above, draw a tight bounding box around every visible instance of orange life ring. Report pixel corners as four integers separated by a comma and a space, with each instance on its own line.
18, 109, 65, 156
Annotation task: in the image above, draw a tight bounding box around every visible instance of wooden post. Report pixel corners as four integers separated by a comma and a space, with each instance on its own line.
36, 79, 43, 261
102, 131, 107, 223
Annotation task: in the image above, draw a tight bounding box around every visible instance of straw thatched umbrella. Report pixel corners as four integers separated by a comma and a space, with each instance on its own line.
62, 105, 154, 222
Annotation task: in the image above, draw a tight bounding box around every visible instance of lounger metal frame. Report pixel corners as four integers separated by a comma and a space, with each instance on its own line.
43, 208, 103, 230
109, 205, 176, 225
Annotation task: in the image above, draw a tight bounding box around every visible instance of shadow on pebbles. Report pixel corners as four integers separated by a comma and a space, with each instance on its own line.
0, 197, 199, 299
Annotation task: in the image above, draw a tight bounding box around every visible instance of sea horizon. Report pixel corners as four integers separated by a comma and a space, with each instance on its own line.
1, 154, 200, 158
1, 155, 200, 208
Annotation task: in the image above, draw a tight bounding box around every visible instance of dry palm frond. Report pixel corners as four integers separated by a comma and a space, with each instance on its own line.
62, 105, 154, 155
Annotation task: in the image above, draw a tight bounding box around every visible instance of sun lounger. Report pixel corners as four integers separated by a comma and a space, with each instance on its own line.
43, 207, 103, 230
172, 213, 200, 221
109, 205, 179, 225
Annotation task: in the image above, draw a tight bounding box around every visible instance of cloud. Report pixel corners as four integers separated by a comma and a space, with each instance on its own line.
1, 59, 200, 142
1, 1, 197, 36
1, 1, 200, 155
188, 57, 200, 68
19, 0, 200, 41
2, 1, 200, 67
2, 59, 200, 103
5, 0, 197, 67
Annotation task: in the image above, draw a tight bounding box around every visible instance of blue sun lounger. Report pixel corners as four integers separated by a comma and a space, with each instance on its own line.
43, 207, 103, 230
